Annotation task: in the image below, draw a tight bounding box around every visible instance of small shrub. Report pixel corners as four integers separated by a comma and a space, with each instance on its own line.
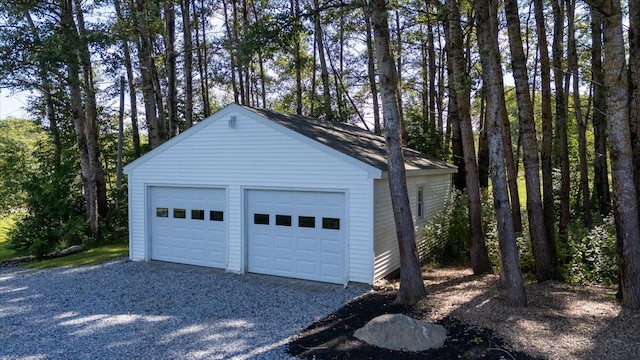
421, 189, 470, 264
563, 215, 618, 285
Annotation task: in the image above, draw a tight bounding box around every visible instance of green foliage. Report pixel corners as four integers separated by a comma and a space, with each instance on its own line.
405, 107, 449, 160
0, 118, 47, 213
0, 214, 18, 261
421, 189, 470, 264
7, 142, 88, 259
563, 215, 618, 285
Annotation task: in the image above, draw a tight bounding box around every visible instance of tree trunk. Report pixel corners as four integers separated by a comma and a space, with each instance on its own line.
552, 0, 570, 246
164, 1, 178, 137
364, 6, 381, 135
181, 0, 194, 128
591, 10, 611, 217
534, 0, 557, 259
291, 0, 302, 114
584, 0, 640, 310
60, 0, 99, 236
478, 86, 490, 189
629, 0, 640, 209
500, 98, 522, 233
314, 0, 333, 120
370, 0, 426, 304
475, 0, 527, 307
567, 0, 592, 227
73, 0, 108, 222
504, 0, 559, 281
197, 0, 211, 116
446, 0, 492, 275
134, 0, 162, 148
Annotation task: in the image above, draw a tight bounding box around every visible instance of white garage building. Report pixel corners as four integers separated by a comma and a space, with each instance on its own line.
124, 104, 456, 285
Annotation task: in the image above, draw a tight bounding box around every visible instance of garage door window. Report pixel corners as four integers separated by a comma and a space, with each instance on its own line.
298, 216, 315, 228
322, 217, 340, 230
173, 208, 186, 219
191, 209, 205, 220
210, 210, 224, 221
254, 213, 269, 225
276, 214, 292, 226
156, 207, 169, 217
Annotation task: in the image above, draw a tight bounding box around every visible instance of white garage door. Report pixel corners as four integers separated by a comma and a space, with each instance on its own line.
247, 190, 346, 284
150, 187, 227, 268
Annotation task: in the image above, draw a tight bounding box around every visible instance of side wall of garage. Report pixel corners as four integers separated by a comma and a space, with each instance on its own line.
372, 172, 454, 281
125, 106, 379, 284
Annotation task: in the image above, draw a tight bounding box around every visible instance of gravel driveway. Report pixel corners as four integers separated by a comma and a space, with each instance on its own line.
0, 259, 368, 359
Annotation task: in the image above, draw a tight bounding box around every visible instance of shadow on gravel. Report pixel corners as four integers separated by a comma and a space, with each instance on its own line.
0, 260, 366, 359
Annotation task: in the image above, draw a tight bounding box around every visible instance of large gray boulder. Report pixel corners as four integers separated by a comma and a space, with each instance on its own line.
353, 313, 447, 352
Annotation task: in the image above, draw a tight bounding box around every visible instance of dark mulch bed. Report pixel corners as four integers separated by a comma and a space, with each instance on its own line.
287, 291, 541, 360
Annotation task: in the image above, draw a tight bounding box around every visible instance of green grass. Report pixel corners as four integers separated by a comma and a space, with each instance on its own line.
25, 243, 129, 269
0, 215, 18, 261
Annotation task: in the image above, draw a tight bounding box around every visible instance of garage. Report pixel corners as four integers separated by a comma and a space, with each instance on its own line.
150, 187, 227, 268
247, 190, 346, 284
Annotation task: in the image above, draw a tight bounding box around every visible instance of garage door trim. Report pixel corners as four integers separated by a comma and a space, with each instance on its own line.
146, 184, 229, 268
243, 187, 349, 285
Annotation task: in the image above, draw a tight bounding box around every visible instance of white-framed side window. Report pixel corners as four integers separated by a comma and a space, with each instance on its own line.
417, 185, 425, 219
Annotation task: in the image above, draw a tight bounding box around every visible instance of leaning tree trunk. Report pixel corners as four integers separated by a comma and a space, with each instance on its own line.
584, 0, 640, 310
164, 1, 178, 138
504, 0, 558, 281
475, 0, 527, 307
446, 0, 492, 274
370, 0, 426, 304
629, 0, 640, 208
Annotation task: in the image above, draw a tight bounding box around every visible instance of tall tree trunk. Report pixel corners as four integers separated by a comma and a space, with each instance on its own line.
60, 0, 100, 236
534, 0, 557, 259
222, 0, 239, 104
504, 0, 559, 281
134, 0, 162, 148
475, 0, 527, 307
567, 0, 592, 227
291, 0, 302, 114
591, 9, 610, 216
364, 6, 381, 135
314, 0, 333, 120
198, 0, 211, 116
73, 0, 108, 221
500, 98, 522, 233
427, 14, 437, 134
629, 0, 640, 209
114, 0, 140, 156
584, 0, 640, 310
394, 10, 406, 144
446, 0, 492, 274
478, 86, 490, 188
165, 1, 178, 137
181, 0, 194, 128
552, 0, 570, 246
371, 0, 426, 304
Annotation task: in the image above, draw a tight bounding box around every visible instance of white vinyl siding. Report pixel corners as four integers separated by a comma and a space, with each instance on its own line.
373, 174, 453, 281
126, 106, 376, 284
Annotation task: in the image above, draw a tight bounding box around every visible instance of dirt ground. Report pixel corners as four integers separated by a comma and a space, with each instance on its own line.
288, 267, 640, 359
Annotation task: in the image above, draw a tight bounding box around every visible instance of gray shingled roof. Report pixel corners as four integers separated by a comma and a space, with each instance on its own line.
242, 105, 456, 172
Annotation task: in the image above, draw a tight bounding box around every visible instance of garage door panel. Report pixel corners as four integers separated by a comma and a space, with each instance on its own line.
247, 190, 345, 284
150, 187, 227, 268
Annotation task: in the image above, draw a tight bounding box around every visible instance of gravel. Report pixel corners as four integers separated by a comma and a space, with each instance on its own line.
0, 259, 369, 360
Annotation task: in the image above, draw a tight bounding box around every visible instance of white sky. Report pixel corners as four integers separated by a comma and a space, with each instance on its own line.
0, 88, 31, 120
